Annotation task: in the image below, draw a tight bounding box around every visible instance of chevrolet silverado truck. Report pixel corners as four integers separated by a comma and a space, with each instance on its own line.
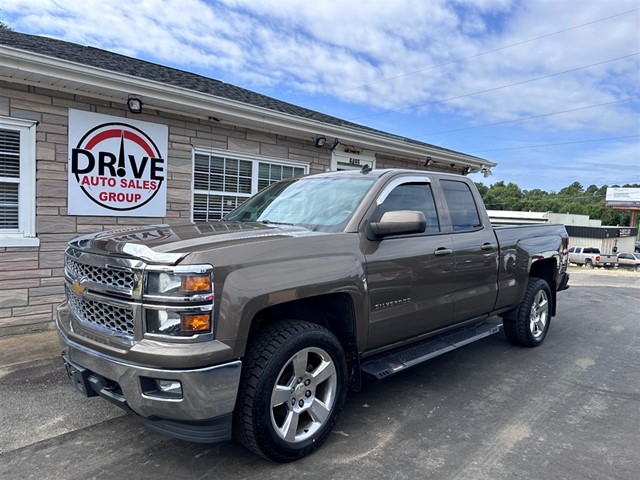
568, 246, 617, 268
57, 168, 570, 462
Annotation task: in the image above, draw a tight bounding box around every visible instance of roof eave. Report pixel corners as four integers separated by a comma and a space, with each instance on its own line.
0, 45, 495, 170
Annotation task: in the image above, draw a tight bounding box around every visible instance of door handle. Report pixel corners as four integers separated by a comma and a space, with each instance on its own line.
481, 243, 497, 251
434, 248, 453, 256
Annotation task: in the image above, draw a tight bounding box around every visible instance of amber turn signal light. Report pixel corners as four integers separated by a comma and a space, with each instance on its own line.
180, 313, 211, 333
181, 274, 211, 292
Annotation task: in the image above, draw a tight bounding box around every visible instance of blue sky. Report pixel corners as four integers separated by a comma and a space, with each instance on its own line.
2, 0, 639, 192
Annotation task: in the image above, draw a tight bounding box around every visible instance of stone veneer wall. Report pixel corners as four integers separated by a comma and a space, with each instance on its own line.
0, 82, 339, 333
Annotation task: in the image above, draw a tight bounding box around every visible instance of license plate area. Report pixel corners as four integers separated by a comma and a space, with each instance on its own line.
62, 353, 97, 397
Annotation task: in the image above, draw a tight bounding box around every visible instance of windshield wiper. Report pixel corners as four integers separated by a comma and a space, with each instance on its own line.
260, 220, 295, 226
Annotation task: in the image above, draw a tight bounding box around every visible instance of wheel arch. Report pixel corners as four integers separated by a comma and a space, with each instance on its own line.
244, 293, 362, 391
529, 257, 558, 316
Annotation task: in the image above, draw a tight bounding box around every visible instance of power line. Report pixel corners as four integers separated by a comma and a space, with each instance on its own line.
469, 134, 640, 154
322, 8, 639, 99
414, 97, 639, 138
350, 53, 640, 121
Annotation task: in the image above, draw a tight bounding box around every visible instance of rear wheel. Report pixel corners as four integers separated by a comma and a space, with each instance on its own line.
502, 278, 552, 347
234, 320, 347, 462
584, 259, 594, 269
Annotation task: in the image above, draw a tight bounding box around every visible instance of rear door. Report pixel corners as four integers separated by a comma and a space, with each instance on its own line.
438, 179, 499, 323
363, 176, 456, 349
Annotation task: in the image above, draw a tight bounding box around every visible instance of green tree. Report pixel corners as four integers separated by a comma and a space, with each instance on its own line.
481, 181, 524, 210
477, 181, 637, 226
558, 181, 584, 197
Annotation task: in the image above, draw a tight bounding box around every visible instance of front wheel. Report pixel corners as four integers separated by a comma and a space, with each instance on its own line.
502, 278, 552, 347
234, 321, 347, 462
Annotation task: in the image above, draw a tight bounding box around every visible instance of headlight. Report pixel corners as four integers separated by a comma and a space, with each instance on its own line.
144, 265, 214, 339
146, 309, 212, 336
145, 265, 213, 300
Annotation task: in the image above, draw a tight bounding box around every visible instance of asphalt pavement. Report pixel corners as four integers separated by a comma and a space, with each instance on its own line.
1, 267, 639, 479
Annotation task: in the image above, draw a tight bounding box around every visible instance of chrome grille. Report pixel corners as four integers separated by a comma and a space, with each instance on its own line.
66, 287, 135, 338
65, 256, 136, 291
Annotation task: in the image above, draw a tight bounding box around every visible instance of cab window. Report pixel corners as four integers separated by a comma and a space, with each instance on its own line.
441, 180, 482, 231
372, 183, 440, 233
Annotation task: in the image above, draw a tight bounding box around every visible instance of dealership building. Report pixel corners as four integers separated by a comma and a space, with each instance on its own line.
0, 30, 495, 334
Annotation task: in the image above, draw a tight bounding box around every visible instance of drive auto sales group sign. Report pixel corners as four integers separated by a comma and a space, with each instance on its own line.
68, 110, 168, 216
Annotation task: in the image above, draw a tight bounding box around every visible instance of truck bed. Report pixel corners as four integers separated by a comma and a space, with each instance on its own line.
492, 223, 569, 313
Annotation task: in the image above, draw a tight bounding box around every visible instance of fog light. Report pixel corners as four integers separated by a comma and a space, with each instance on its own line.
141, 377, 183, 400
156, 379, 182, 396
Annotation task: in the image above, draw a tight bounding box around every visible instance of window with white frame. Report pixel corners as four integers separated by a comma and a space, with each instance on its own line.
192, 149, 307, 221
0, 117, 38, 247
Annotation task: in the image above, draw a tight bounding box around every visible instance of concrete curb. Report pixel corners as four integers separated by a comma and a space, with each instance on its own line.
0, 330, 64, 370
0, 320, 57, 338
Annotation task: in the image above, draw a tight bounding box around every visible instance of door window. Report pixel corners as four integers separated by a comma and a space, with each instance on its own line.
441, 180, 482, 231
373, 183, 440, 233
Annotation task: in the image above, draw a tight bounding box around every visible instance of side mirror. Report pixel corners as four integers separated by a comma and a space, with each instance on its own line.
368, 210, 426, 239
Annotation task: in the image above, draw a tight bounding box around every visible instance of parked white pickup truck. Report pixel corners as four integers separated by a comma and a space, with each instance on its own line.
568, 246, 617, 268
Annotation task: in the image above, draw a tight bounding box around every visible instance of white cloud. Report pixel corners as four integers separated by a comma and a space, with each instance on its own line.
2, 0, 638, 190
4, 0, 637, 127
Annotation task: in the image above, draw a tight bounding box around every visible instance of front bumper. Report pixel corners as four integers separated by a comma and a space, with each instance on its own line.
57, 317, 241, 443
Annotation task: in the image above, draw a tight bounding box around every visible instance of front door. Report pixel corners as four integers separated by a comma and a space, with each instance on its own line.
364, 178, 457, 349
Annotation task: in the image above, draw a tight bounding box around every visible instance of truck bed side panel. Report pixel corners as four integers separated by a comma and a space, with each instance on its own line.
493, 224, 568, 312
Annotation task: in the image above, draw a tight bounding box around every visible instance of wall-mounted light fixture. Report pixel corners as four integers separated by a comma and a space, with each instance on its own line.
314, 135, 327, 148
481, 167, 493, 178
424, 157, 433, 167
463, 166, 471, 175
127, 96, 143, 114
329, 138, 340, 151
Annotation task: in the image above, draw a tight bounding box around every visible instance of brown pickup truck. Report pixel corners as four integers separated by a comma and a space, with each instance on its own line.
57, 168, 570, 462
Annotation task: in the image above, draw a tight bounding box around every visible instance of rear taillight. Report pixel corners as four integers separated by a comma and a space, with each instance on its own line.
595, 255, 600, 262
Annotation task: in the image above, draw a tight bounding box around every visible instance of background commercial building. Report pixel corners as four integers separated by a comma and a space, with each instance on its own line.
488, 211, 638, 254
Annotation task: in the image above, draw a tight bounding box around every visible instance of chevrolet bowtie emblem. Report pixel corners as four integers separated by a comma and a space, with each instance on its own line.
71, 278, 87, 296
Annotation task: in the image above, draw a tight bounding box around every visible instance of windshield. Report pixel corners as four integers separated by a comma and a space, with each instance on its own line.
225, 176, 376, 232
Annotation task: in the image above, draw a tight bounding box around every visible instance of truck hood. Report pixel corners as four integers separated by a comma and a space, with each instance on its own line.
68, 222, 322, 265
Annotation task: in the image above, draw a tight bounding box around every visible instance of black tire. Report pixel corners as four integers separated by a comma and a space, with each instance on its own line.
233, 321, 347, 462
585, 259, 594, 269
502, 278, 552, 347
